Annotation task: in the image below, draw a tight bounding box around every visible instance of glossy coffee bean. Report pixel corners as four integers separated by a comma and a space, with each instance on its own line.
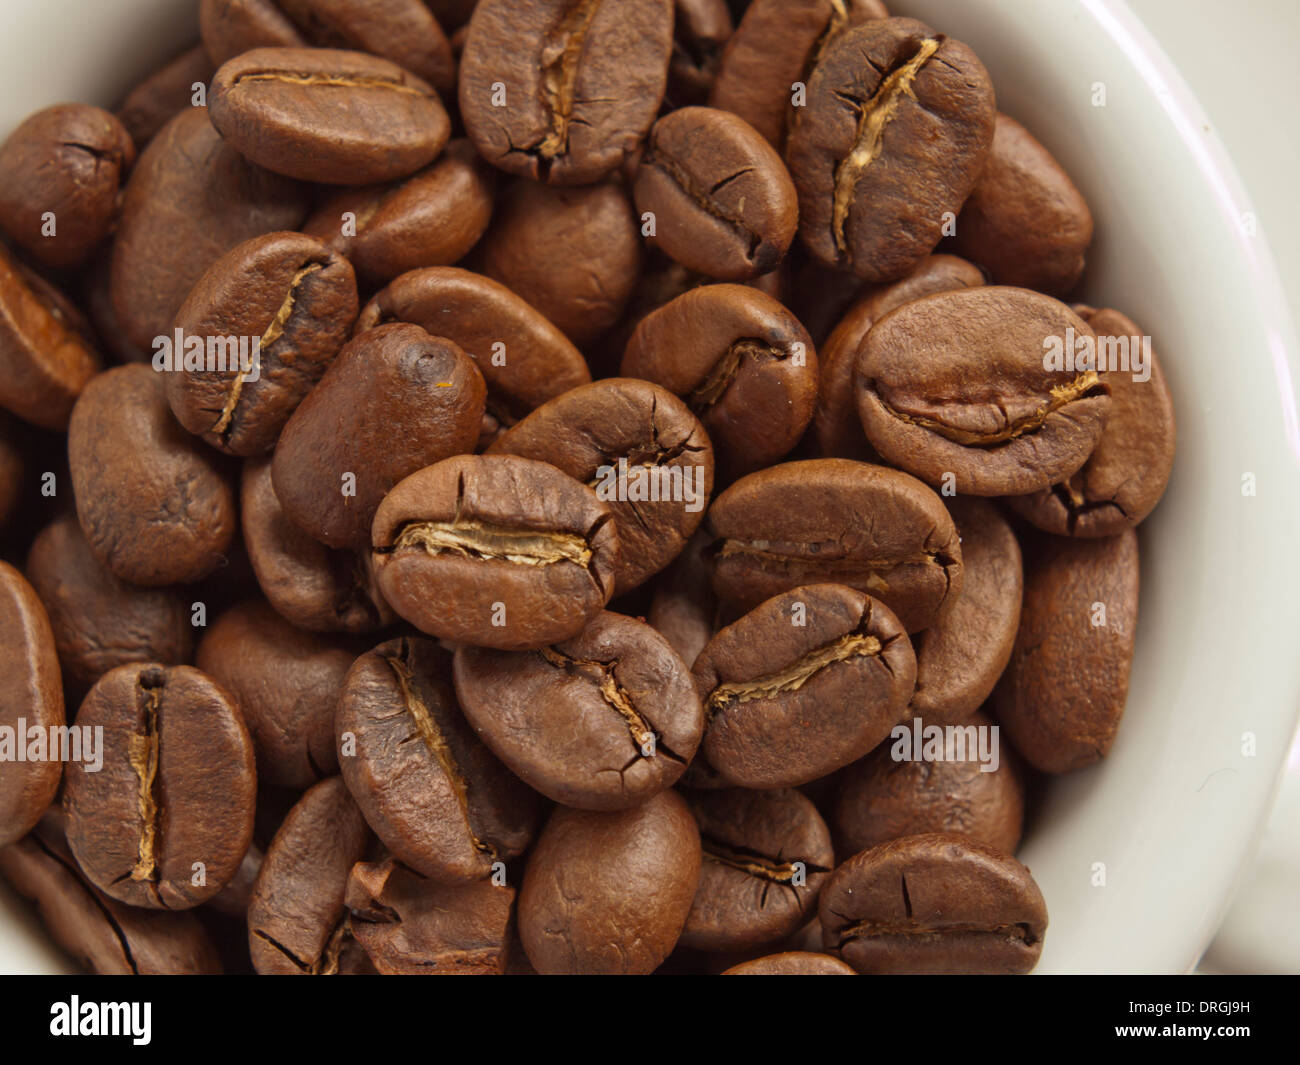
819, 833, 1048, 974
272, 322, 485, 549
64, 663, 256, 910
336, 636, 539, 881
453, 611, 703, 809
518, 790, 701, 974
69, 365, 237, 586
722, 951, 856, 975
666, 0, 733, 108
693, 584, 916, 788
115, 43, 216, 149
704, 459, 963, 632
370, 455, 618, 650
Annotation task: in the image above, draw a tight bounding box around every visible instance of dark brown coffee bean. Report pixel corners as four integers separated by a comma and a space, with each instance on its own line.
272, 322, 485, 549
722, 950, 856, 975
476, 178, 642, 347
1006, 307, 1176, 537
911, 499, 1021, 723
693, 583, 915, 788
635, 107, 796, 281
994, 530, 1139, 773
116, 43, 216, 149
209, 47, 450, 185
681, 787, 833, 952
0, 563, 64, 847
0, 105, 135, 270
821, 832, 1047, 973
705, 459, 963, 632
834, 710, 1025, 855
200, 0, 307, 64
371, 455, 618, 650
196, 600, 353, 788
25, 515, 193, 702
303, 140, 495, 288
666, 0, 733, 108
63, 663, 256, 910
357, 267, 591, 446
814, 254, 984, 460
0, 810, 221, 974
110, 107, 308, 352
459, 0, 674, 185
336, 636, 539, 880
856, 287, 1111, 495
648, 530, 720, 668
166, 231, 359, 456
241, 457, 392, 634
786, 17, 995, 280
952, 114, 1093, 297
345, 856, 515, 974
0, 413, 21, 529
247, 776, 374, 974
518, 790, 700, 974
622, 284, 817, 481
453, 611, 703, 809
489, 378, 713, 593
69, 365, 237, 586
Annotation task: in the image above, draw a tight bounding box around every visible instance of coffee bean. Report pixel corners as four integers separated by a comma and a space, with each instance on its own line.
722, 951, 856, 975
69, 365, 237, 586
786, 16, 995, 280
993, 530, 1139, 773
856, 287, 1112, 495
115, 43, 216, 149
209, 47, 450, 185
167, 231, 359, 456
459, 0, 674, 185
336, 636, 540, 880
666, 0, 733, 108
453, 611, 703, 809
271, 322, 485, 549
705, 459, 963, 631
63, 663, 256, 910
370, 455, 618, 650
199, 0, 308, 64
518, 790, 700, 974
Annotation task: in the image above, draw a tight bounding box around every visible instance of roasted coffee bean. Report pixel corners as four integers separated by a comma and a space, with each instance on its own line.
68, 365, 237, 586
693, 584, 915, 788
370, 455, 618, 650
110, 107, 307, 352
303, 140, 495, 288
0, 413, 22, 528
167, 231, 359, 456
952, 114, 1093, 296
345, 857, 515, 974
994, 530, 1139, 773
0, 243, 101, 431
814, 254, 984, 460
635, 107, 796, 281
0, 563, 64, 847
241, 457, 392, 634
209, 47, 450, 185
705, 459, 962, 632
489, 378, 713, 593
518, 790, 700, 974
722, 951, 856, 975
833, 710, 1025, 855
0, 105, 135, 270
356, 266, 590, 444
0, 810, 221, 974
785, 16, 995, 280
911, 499, 1021, 723
83, 249, 148, 365
1006, 307, 1176, 537
459, 0, 674, 185
856, 287, 1111, 495
666, 0, 733, 107
247, 776, 374, 975
336, 636, 539, 880
621, 284, 817, 481
819, 832, 1048, 973
272, 322, 485, 549
63, 663, 256, 910
25, 515, 193, 703
115, 43, 216, 149
648, 530, 721, 667
476, 178, 642, 347
196, 600, 354, 788
681, 788, 833, 952
200, 0, 307, 62
453, 611, 702, 809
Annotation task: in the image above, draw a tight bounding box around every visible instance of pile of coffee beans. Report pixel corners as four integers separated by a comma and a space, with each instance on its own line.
0, 0, 1175, 976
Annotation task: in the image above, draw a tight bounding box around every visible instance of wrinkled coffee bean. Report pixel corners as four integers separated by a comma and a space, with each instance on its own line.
116, 43, 216, 149
722, 951, 856, 975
